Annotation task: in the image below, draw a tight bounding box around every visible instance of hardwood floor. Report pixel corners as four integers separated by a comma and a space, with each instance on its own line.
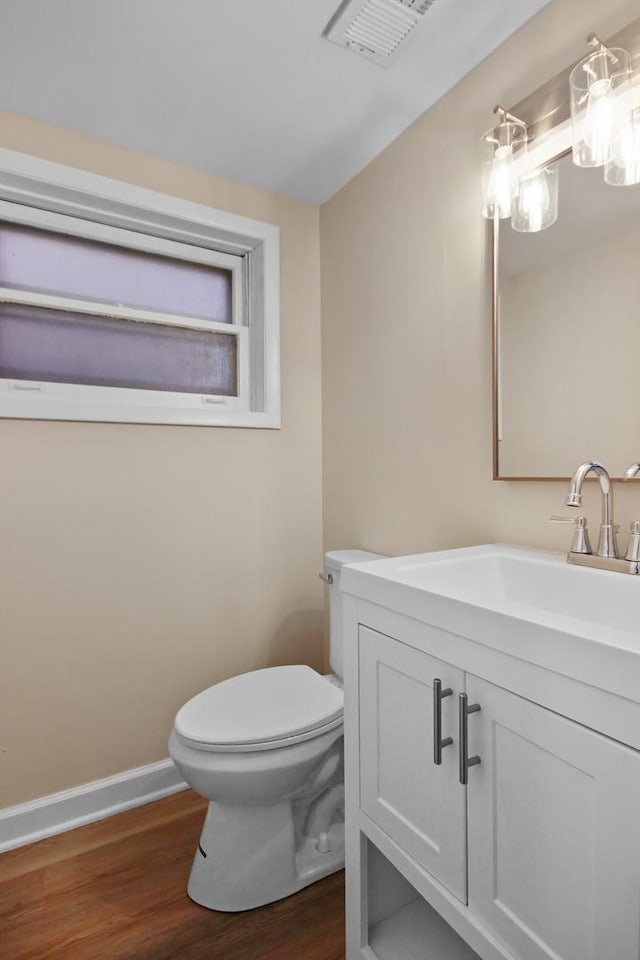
0, 790, 346, 960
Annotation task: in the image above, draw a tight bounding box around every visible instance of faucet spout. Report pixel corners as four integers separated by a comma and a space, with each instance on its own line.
566, 461, 617, 558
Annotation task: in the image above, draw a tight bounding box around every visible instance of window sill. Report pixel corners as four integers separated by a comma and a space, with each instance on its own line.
0, 382, 281, 429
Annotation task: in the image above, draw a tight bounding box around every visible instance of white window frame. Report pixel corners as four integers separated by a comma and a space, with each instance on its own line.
0, 148, 280, 428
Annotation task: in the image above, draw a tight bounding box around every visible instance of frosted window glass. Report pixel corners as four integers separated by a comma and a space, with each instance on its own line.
0, 304, 237, 396
0, 223, 233, 323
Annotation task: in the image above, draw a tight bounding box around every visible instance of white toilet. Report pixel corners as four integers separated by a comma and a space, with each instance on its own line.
169, 549, 381, 912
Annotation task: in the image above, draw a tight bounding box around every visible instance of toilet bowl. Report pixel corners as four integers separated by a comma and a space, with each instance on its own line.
170, 666, 345, 911
169, 549, 383, 912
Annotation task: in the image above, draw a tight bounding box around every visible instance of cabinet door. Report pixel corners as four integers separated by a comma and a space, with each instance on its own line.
359, 625, 467, 902
467, 675, 640, 960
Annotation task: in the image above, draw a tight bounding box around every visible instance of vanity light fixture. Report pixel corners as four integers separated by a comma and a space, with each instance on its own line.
480, 105, 558, 232
481, 27, 640, 231
480, 105, 527, 220
570, 34, 631, 169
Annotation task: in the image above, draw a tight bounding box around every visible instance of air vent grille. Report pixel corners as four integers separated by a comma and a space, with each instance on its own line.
397, 0, 437, 12
324, 0, 437, 67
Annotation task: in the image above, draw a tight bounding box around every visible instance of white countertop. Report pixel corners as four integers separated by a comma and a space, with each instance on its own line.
341, 544, 640, 704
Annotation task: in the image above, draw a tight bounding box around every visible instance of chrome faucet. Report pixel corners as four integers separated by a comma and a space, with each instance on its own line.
565, 461, 618, 559
553, 460, 640, 574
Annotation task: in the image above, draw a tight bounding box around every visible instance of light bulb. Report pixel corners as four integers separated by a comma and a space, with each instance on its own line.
583, 78, 617, 165
480, 113, 527, 219
486, 145, 515, 219
518, 173, 550, 232
605, 108, 640, 185
511, 164, 558, 233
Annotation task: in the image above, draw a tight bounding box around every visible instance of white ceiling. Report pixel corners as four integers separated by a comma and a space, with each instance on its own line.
0, 0, 552, 204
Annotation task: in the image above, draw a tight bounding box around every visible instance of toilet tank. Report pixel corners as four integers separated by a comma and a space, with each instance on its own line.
323, 550, 384, 680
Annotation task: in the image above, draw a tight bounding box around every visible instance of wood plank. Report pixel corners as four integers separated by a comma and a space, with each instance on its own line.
0, 788, 204, 882
0, 789, 346, 960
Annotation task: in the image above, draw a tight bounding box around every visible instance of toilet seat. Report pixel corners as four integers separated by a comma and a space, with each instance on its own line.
174, 665, 343, 753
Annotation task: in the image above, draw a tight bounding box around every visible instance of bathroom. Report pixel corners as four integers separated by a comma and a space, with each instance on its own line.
2, 0, 640, 957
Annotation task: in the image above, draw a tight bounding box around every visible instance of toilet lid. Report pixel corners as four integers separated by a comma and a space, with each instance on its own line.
174, 665, 343, 748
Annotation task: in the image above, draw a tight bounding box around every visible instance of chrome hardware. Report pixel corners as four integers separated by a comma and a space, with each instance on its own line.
566, 461, 618, 559
558, 461, 640, 573
624, 521, 640, 563
318, 571, 334, 584
458, 694, 481, 785
433, 679, 453, 766
550, 515, 592, 555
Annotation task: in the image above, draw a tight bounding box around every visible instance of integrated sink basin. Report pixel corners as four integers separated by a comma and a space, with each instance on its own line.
340, 544, 640, 702
385, 547, 639, 634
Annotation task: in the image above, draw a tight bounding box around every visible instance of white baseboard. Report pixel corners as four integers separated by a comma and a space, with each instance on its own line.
0, 758, 188, 853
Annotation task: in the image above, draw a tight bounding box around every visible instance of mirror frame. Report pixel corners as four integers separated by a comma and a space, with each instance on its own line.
491, 147, 636, 482
491, 13, 640, 482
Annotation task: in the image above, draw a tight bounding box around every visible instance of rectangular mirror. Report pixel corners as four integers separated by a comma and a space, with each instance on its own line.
494, 150, 640, 479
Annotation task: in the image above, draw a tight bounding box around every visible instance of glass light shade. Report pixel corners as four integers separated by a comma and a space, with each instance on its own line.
605, 99, 640, 185
480, 118, 527, 219
570, 46, 631, 167
511, 164, 559, 232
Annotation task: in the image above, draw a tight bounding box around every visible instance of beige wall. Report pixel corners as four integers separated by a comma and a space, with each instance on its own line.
0, 113, 324, 809
321, 0, 640, 560
4, 0, 640, 814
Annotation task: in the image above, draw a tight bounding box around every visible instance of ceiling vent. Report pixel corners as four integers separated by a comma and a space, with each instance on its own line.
324, 0, 437, 67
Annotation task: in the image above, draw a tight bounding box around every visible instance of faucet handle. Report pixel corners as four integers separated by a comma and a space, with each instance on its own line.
550, 515, 592, 555
624, 520, 640, 562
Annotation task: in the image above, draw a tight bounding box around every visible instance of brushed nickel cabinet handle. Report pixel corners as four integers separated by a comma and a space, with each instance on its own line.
459, 693, 481, 785
433, 678, 453, 765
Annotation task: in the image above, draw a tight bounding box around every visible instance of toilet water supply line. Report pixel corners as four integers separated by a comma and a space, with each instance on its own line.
304, 783, 345, 854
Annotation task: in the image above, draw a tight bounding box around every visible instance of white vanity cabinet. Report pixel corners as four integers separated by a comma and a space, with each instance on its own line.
467, 675, 640, 960
359, 626, 467, 902
346, 605, 640, 960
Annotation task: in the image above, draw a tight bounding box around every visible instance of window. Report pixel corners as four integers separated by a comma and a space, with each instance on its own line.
0, 149, 280, 427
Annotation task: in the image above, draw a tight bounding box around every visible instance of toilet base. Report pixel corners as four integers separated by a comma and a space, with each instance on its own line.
187, 799, 345, 912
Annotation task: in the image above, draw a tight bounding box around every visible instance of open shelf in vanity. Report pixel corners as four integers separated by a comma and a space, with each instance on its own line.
370, 898, 480, 960
365, 841, 480, 960
369, 896, 479, 960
